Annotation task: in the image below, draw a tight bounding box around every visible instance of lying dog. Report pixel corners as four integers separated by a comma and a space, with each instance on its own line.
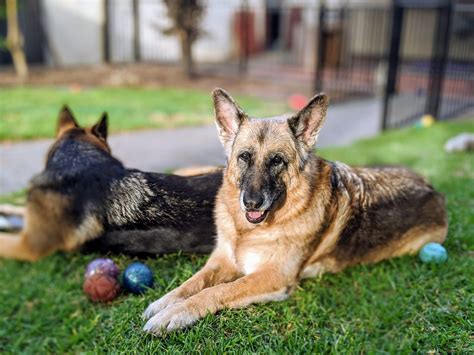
143, 89, 447, 334
0, 107, 222, 261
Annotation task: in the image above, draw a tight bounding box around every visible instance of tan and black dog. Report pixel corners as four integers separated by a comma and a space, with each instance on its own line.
0, 107, 222, 261
143, 88, 447, 334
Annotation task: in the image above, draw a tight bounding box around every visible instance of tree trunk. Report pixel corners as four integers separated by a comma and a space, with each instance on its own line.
180, 32, 195, 79
6, 0, 28, 82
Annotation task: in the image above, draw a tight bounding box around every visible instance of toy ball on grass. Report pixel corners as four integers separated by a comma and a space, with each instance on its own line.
421, 114, 435, 127
83, 273, 121, 302
85, 258, 120, 279
122, 262, 154, 294
288, 94, 308, 110
419, 242, 448, 264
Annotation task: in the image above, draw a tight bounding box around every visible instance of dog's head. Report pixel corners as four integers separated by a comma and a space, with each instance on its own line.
55, 105, 110, 153
213, 88, 329, 225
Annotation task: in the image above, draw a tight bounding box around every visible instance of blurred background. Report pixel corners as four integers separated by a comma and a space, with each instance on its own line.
0, 0, 473, 194
0, 2, 473, 352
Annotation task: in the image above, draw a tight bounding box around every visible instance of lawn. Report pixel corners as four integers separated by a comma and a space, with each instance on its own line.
0, 120, 473, 353
0, 87, 280, 141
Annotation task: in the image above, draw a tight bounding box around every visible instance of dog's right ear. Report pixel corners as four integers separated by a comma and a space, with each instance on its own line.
91, 112, 108, 141
212, 88, 247, 157
57, 105, 79, 137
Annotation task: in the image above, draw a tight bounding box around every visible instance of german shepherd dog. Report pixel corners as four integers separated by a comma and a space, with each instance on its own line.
143, 89, 447, 335
0, 107, 221, 261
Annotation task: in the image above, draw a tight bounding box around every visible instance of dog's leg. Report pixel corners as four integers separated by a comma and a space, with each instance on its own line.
143, 251, 240, 320
0, 232, 43, 262
0, 204, 26, 216
144, 267, 291, 335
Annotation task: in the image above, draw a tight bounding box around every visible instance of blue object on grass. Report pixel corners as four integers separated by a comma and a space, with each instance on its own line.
0, 216, 11, 231
7, 215, 24, 230
122, 262, 154, 294
419, 242, 448, 263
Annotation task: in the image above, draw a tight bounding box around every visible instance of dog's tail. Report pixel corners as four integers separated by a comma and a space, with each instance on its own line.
173, 166, 222, 177
0, 231, 41, 261
0, 204, 25, 217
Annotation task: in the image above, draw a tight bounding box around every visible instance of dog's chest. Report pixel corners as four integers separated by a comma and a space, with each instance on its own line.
225, 236, 278, 275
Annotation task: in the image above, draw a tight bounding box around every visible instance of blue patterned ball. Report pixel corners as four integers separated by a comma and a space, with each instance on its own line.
419, 243, 448, 263
122, 262, 154, 294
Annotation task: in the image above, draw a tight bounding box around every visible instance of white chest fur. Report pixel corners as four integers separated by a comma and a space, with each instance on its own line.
240, 251, 263, 275
220, 239, 267, 275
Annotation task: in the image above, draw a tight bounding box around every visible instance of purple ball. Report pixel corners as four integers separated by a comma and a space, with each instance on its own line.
85, 258, 120, 279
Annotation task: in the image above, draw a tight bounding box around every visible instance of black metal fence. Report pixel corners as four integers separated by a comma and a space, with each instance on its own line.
381, 0, 474, 129
238, 0, 473, 130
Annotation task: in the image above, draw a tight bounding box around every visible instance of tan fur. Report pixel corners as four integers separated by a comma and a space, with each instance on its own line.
143, 89, 448, 335
172, 166, 222, 177
0, 204, 26, 216
0, 191, 103, 261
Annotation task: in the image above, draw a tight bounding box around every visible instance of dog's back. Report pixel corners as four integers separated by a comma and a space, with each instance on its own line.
84, 170, 221, 255
0, 107, 221, 261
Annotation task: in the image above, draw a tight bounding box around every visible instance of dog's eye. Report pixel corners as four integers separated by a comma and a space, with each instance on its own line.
271, 155, 284, 166
238, 152, 251, 163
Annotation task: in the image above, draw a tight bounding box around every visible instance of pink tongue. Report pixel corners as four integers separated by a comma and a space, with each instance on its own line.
247, 211, 264, 219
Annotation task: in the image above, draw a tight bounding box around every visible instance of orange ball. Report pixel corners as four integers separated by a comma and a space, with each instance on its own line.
83, 273, 120, 302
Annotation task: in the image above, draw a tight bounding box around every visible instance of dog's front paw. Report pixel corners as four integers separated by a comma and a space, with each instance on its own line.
143, 302, 200, 335
143, 292, 184, 320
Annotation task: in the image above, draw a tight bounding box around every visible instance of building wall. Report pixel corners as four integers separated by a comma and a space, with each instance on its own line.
138, 0, 266, 63
41, 0, 104, 65
40, 0, 266, 66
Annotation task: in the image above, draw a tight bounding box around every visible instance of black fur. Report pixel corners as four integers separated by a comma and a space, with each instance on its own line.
34, 132, 221, 256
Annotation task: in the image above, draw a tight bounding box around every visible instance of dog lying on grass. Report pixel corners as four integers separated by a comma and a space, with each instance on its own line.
143, 89, 447, 335
0, 107, 222, 261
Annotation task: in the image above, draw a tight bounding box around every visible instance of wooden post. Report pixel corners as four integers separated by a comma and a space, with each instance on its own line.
6, 0, 28, 82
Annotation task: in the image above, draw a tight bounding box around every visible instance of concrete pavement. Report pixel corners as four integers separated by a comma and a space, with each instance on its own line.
0, 98, 381, 194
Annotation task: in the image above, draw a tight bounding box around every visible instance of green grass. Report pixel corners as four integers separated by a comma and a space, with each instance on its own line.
1, 120, 473, 353
0, 87, 281, 141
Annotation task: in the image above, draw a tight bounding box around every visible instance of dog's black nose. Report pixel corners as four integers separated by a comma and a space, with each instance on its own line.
243, 190, 264, 210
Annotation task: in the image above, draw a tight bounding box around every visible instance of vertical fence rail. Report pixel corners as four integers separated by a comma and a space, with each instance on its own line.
381, 3, 404, 130
425, 2, 453, 120
314, 1, 325, 93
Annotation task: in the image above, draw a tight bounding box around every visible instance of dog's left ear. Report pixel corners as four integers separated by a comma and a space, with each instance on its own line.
212, 88, 247, 156
57, 105, 79, 137
288, 93, 329, 149
92, 112, 108, 140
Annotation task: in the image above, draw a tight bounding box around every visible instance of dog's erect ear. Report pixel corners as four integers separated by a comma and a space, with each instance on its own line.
288, 93, 329, 149
92, 112, 108, 140
212, 88, 247, 156
57, 105, 79, 137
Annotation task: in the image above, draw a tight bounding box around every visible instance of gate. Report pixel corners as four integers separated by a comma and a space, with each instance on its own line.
314, 4, 391, 102
310, 0, 473, 129
381, 0, 474, 129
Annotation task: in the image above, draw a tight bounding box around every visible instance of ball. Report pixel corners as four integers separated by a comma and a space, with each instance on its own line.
83, 273, 121, 302
288, 94, 308, 110
122, 262, 154, 294
419, 242, 448, 263
7, 215, 24, 230
421, 114, 435, 127
85, 258, 120, 279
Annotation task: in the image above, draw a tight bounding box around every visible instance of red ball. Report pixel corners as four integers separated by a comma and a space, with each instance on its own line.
83, 273, 120, 302
288, 94, 308, 110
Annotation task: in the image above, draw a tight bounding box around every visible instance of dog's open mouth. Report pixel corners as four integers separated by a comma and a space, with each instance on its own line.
245, 210, 268, 224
